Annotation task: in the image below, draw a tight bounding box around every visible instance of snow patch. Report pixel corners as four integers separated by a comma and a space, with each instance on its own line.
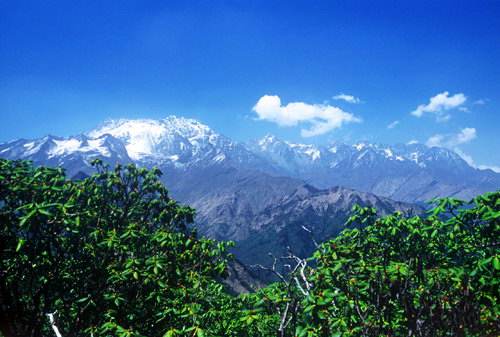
258, 135, 276, 146
46, 137, 112, 158
23, 142, 35, 150
304, 148, 321, 160
49, 139, 82, 157
88, 119, 169, 160
86, 138, 111, 157
409, 152, 420, 164
213, 153, 226, 163
354, 143, 365, 150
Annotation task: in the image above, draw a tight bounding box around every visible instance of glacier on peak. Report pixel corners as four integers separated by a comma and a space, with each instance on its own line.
86, 116, 225, 161
46, 135, 114, 158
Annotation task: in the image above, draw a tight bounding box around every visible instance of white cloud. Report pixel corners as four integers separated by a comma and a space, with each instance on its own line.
436, 114, 452, 122
458, 107, 470, 113
453, 148, 475, 166
332, 93, 361, 104
411, 91, 467, 121
406, 139, 418, 145
425, 127, 476, 148
426, 134, 445, 147
253, 95, 362, 137
455, 127, 477, 144
454, 148, 500, 173
387, 120, 400, 129
473, 99, 487, 105
477, 164, 500, 173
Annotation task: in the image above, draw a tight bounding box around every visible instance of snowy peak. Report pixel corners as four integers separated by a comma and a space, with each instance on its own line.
247, 135, 330, 174
87, 116, 223, 161
0, 133, 130, 161
0, 116, 267, 171
251, 135, 324, 161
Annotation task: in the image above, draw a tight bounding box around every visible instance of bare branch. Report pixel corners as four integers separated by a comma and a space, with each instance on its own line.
278, 302, 290, 336
249, 253, 287, 284
301, 224, 320, 248
46, 311, 63, 337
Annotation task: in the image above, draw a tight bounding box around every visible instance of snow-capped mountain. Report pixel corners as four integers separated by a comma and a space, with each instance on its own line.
245, 135, 499, 204
0, 116, 498, 205
0, 133, 133, 177
87, 117, 224, 163
84, 117, 272, 171
0, 116, 272, 176
247, 135, 469, 174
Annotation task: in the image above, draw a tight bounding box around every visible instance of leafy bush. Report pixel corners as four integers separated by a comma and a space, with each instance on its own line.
0, 159, 232, 337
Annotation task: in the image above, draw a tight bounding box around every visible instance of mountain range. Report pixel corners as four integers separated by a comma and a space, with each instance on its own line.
2, 116, 497, 203
1, 116, 498, 285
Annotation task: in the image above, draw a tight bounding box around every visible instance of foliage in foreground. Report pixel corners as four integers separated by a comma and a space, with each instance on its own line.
0, 159, 498, 337
0, 159, 232, 337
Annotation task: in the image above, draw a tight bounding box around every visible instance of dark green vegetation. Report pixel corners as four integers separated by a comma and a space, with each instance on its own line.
0, 159, 498, 337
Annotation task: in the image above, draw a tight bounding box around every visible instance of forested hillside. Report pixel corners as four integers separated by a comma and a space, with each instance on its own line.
0, 159, 498, 336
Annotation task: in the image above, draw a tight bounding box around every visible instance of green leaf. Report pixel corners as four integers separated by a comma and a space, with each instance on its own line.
331, 262, 342, 273
304, 304, 315, 313
431, 229, 438, 238
38, 208, 53, 216
16, 239, 26, 252
493, 257, 500, 270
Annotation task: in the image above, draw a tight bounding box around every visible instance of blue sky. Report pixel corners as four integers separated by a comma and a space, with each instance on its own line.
1, 0, 499, 170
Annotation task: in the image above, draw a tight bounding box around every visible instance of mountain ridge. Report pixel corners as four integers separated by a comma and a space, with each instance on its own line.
1, 115, 498, 205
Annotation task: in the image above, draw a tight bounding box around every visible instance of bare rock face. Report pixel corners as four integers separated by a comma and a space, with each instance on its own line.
220, 258, 265, 295
189, 180, 423, 283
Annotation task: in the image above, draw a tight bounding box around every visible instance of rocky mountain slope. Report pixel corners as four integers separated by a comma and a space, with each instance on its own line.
193, 182, 422, 282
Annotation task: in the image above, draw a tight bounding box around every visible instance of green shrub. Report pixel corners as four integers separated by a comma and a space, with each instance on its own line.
0, 159, 232, 337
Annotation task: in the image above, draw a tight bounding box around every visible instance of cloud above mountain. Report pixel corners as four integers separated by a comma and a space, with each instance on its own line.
253, 95, 362, 137
387, 120, 400, 129
454, 148, 500, 173
411, 91, 467, 121
332, 93, 361, 104
426, 127, 476, 148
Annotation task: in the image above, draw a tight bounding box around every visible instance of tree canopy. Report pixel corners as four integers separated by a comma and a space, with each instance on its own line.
0, 159, 232, 337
